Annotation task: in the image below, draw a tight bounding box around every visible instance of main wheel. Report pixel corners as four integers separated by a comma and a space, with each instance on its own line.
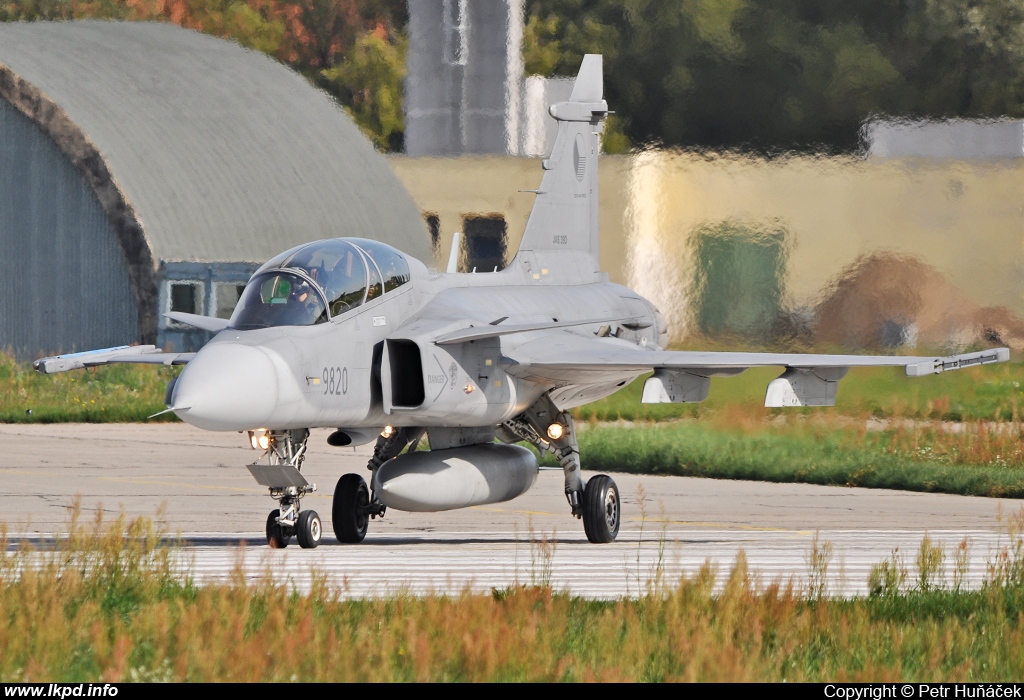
582, 475, 620, 543
296, 509, 322, 549
266, 509, 290, 549
333, 473, 370, 543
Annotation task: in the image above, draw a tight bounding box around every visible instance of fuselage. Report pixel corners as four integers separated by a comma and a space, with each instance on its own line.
169, 238, 666, 433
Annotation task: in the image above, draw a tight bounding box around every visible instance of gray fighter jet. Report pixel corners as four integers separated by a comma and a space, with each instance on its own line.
34, 55, 1010, 548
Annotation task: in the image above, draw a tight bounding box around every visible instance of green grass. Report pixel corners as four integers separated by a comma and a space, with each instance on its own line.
569, 419, 1024, 498
4, 508, 1024, 681
575, 363, 1024, 422
0, 353, 180, 422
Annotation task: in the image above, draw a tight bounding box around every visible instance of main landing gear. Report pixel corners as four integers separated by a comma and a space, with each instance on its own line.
501, 395, 621, 543
246, 418, 619, 545
331, 426, 421, 543
581, 474, 619, 543
247, 428, 322, 549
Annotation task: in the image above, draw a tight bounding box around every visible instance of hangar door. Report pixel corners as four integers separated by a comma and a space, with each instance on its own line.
0, 99, 139, 360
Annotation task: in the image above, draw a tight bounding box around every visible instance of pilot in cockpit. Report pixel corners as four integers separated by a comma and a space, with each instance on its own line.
286, 278, 325, 325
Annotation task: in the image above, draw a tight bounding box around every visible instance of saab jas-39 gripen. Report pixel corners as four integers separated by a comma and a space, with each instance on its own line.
34, 55, 1010, 548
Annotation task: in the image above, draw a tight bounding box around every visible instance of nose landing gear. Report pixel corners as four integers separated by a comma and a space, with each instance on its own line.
247, 428, 321, 549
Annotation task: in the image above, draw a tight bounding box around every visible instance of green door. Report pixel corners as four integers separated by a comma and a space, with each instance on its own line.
690, 222, 788, 341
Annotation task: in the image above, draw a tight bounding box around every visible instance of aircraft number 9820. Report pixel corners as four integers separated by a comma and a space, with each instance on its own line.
323, 366, 348, 395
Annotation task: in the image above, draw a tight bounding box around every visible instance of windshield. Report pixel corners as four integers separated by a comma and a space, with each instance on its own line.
230, 271, 328, 329
232, 239, 407, 329
349, 238, 411, 292
277, 240, 368, 317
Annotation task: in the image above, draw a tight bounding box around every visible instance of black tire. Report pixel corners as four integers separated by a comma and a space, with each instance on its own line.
582, 475, 620, 543
266, 509, 290, 549
296, 509, 322, 549
333, 473, 369, 543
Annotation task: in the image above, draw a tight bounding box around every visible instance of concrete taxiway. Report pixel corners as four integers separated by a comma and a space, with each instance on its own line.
0, 423, 1017, 596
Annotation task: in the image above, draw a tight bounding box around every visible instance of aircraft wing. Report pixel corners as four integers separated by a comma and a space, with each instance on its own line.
433, 316, 635, 344
32, 345, 194, 374
499, 332, 1010, 407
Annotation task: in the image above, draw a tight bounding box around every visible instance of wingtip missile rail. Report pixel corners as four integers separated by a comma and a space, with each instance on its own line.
32, 345, 192, 374
905, 348, 1010, 377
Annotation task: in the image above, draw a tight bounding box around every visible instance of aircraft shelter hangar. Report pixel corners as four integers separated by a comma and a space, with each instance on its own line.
0, 20, 432, 360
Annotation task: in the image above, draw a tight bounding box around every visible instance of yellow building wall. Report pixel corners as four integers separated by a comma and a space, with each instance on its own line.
387, 152, 1024, 345
386, 155, 632, 283
626, 151, 1024, 341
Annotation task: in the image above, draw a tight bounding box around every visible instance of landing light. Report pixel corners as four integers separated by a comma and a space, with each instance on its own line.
381, 425, 396, 439
546, 423, 565, 440
249, 429, 271, 451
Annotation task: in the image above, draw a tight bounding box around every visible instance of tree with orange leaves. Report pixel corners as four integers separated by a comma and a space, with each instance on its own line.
1, 0, 408, 150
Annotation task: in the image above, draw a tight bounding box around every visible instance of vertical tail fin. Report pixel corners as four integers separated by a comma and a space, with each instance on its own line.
512, 55, 608, 282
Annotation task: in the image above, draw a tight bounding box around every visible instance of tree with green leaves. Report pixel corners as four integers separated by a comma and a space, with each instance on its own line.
524, 0, 1024, 152
321, 30, 406, 151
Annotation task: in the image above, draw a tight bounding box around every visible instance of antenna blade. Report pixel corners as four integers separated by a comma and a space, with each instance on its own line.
446, 231, 461, 273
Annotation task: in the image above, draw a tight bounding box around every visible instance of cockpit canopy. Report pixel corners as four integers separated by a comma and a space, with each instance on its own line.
230, 238, 412, 330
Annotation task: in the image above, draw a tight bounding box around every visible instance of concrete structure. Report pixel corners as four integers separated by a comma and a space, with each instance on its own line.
390, 151, 1024, 349
403, 0, 569, 160
626, 151, 1024, 346
865, 119, 1024, 160
401, 1, 604, 271
521, 76, 573, 157
0, 20, 430, 359
405, 0, 524, 156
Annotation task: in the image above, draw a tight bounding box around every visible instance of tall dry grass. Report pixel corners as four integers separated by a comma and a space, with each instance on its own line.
883, 419, 1024, 470
3, 506, 1024, 681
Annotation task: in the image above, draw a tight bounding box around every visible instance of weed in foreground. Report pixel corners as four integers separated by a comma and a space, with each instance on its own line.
806, 531, 834, 600
869, 548, 909, 597
916, 534, 945, 592
986, 507, 1024, 590
528, 520, 557, 589
952, 536, 972, 592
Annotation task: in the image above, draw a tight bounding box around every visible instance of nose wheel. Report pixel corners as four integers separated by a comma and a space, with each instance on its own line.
246, 429, 321, 549
296, 510, 323, 548
266, 508, 290, 548
265, 507, 322, 549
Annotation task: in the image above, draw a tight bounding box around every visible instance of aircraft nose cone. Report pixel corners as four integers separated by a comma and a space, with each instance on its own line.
171, 343, 279, 431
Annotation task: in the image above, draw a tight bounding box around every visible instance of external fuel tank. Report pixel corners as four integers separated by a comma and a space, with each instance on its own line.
372, 443, 539, 512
